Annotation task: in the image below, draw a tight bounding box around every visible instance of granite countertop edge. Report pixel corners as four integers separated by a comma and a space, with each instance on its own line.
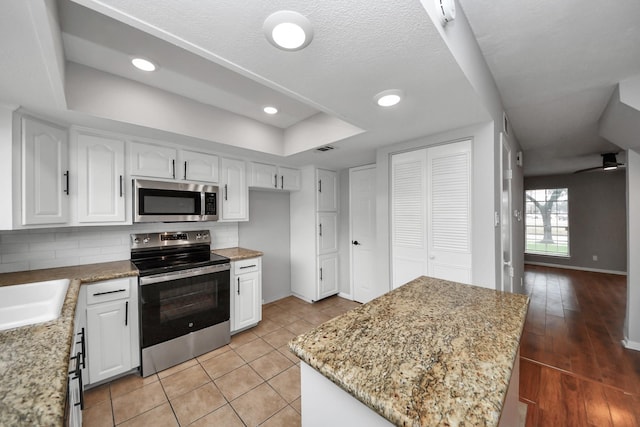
289, 276, 530, 427
211, 247, 264, 261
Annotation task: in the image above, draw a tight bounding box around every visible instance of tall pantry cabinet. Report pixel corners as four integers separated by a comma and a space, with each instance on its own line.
290, 166, 339, 302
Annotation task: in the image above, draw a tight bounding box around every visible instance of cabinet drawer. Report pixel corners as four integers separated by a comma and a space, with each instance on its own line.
234, 257, 261, 275
86, 278, 132, 305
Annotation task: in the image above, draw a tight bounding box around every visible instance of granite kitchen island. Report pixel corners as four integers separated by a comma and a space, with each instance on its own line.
289, 276, 529, 427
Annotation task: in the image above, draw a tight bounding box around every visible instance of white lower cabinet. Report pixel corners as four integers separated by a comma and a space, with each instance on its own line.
230, 257, 262, 334
84, 277, 139, 385
318, 254, 339, 299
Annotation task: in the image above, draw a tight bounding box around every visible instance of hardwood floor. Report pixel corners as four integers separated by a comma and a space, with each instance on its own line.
519, 265, 640, 426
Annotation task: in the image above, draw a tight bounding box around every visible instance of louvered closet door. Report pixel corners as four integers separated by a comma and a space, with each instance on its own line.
427, 140, 472, 284
391, 149, 428, 289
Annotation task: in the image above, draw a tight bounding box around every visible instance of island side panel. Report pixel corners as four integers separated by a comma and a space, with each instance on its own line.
301, 362, 394, 427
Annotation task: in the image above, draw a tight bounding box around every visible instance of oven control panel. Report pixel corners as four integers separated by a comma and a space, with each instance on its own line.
130, 230, 211, 249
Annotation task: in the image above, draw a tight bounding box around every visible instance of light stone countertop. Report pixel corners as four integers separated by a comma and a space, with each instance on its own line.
289, 276, 530, 427
212, 247, 263, 261
0, 261, 138, 427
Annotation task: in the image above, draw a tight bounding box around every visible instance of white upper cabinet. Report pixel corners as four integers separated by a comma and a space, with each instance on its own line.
129, 141, 177, 179
249, 162, 301, 191
250, 162, 278, 189
75, 130, 127, 223
220, 157, 248, 221
278, 166, 301, 191
179, 150, 219, 183
317, 169, 337, 211
21, 116, 69, 225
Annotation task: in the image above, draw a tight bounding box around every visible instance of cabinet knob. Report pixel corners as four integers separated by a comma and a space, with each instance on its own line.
352, 240, 361, 246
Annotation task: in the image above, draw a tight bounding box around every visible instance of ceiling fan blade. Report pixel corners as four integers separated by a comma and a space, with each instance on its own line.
573, 166, 602, 174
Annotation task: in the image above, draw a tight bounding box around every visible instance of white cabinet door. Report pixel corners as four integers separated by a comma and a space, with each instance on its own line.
86, 299, 132, 384
317, 212, 338, 255
130, 141, 177, 179
278, 166, 301, 191
76, 132, 126, 223
21, 117, 69, 225
317, 169, 337, 212
234, 270, 261, 331
250, 162, 278, 189
220, 157, 248, 221
318, 254, 339, 300
180, 150, 219, 183
426, 141, 472, 284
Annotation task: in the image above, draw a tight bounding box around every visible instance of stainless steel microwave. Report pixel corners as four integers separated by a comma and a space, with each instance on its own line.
133, 179, 218, 222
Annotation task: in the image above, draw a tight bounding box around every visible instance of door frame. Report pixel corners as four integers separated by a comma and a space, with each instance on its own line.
500, 132, 513, 292
348, 164, 376, 301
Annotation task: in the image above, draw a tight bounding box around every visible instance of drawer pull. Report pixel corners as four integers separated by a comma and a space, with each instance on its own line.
93, 288, 126, 297
239, 264, 256, 269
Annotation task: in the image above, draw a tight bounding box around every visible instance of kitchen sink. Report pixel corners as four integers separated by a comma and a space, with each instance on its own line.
0, 279, 70, 331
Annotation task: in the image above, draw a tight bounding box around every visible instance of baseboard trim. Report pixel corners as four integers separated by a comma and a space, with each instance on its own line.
622, 339, 640, 352
338, 292, 353, 300
524, 261, 626, 276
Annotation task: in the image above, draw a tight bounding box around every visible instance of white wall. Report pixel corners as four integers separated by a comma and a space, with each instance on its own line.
375, 122, 496, 293
337, 168, 351, 296
238, 190, 291, 304
0, 221, 238, 273
625, 149, 640, 349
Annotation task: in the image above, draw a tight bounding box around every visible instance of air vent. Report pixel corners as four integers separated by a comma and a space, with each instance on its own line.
316, 146, 335, 152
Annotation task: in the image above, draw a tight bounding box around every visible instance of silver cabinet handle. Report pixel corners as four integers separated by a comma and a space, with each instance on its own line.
318, 179, 322, 193
184, 161, 187, 180
240, 264, 256, 269
125, 301, 128, 326
172, 159, 176, 179
320, 267, 323, 281
281, 175, 284, 189
93, 288, 126, 296
237, 277, 240, 295
274, 173, 278, 188
224, 184, 228, 200
119, 175, 123, 198
319, 223, 323, 237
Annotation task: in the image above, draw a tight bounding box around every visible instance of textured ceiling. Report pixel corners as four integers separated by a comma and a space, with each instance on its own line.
54, 0, 488, 168
459, 0, 640, 175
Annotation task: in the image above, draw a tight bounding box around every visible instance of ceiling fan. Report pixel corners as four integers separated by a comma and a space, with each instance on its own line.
574, 153, 625, 174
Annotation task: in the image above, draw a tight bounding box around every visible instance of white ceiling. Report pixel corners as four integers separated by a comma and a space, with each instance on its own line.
458, 0, 640, 175
1, 0, 638, 174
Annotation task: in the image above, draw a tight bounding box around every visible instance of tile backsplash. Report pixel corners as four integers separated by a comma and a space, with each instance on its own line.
0, 222, 238, 273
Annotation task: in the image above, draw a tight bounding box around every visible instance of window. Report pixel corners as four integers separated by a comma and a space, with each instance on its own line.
525, 188, 569, 256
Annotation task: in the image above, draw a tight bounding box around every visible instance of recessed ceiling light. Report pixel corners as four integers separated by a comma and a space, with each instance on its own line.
131, 57, 156, 72
263, 106, 278, 115
374, 89, 404, 107
264, 11, 314, 51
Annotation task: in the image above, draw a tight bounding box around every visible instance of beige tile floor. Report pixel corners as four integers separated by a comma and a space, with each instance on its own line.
82, 295, 361, 427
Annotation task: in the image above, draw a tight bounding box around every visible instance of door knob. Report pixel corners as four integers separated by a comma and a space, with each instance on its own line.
352, 240, 361, 245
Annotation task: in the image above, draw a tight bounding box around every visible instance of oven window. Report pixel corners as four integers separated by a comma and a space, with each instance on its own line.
159, 282, 217, 322
140, 271, 230, 348
139, 189, 200, 215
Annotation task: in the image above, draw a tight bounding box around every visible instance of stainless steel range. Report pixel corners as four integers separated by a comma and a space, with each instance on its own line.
131, 230, 230, 377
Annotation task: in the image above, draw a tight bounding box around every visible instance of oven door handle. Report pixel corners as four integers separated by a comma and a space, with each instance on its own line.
139, 263, 230, 285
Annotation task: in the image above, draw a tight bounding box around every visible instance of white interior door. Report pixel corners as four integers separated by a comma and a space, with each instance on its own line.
427, 140, 472, 284
349, 165, 379, 302
500, 132, 514, 292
